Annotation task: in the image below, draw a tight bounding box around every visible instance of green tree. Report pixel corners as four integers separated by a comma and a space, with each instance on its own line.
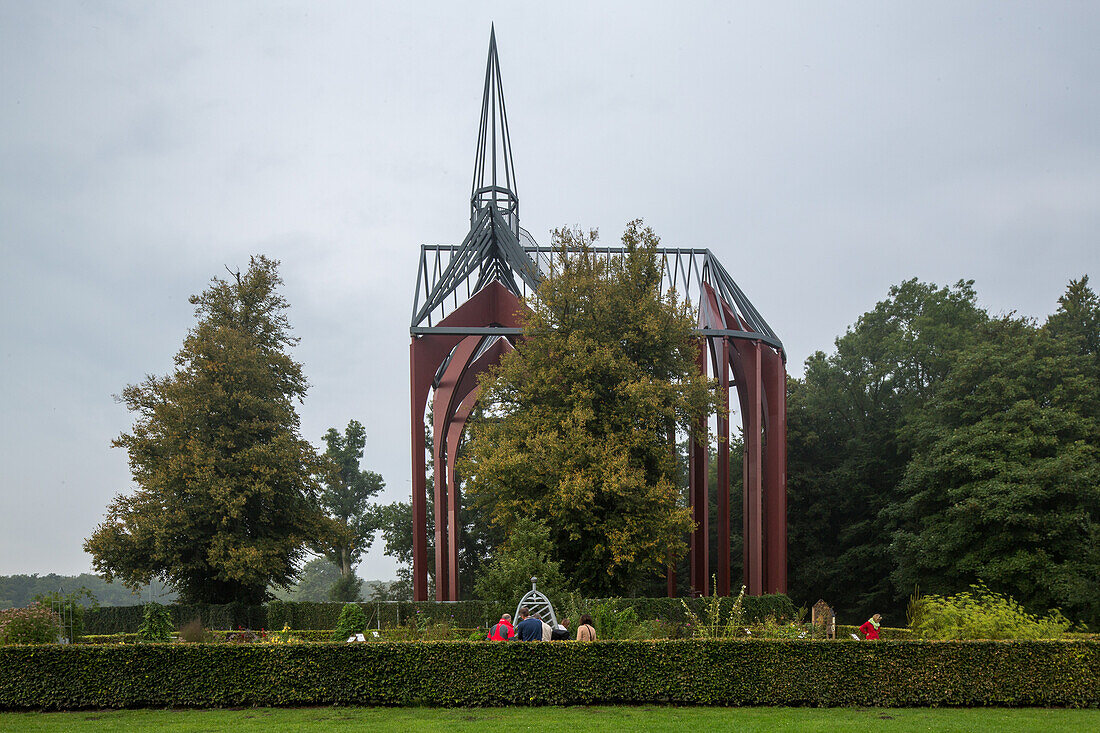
889, 308, 1100, 627
314, 420, 385, 601
84, 256, 323, 605
472, 517, 573, 604
270, 557, 344, 602
461, 221, 714, 596
785, 279, 987, 620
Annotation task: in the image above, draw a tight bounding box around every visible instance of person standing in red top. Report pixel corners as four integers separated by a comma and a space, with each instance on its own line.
487, 613, 515, 640
859, 614, 882, 640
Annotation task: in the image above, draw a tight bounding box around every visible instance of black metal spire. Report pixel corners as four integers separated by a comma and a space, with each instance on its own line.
471, 24, 519, 235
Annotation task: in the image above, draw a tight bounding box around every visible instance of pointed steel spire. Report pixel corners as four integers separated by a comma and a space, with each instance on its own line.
471, 24, 519, 235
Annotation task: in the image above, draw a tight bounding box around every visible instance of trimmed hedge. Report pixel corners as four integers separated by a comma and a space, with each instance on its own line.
2, 640, 1098, 709
83, 595, 797, 634
837, 625, 914, 641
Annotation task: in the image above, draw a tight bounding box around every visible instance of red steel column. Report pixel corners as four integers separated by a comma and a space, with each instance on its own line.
410, 340, 429, 602
667, 425, 678, 598
432, 336, 481, 601
742, 340, 763, 596
716, 336, 731, 597
444, 394, 476, 602
762, 347, 788, 594
689, 338, 709, 597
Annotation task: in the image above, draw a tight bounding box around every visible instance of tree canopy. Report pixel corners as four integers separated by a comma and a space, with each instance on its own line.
460, 221, 714, 596
84, 256, 323, 604
314, 419, 385, 600
785, 275, 1100, 627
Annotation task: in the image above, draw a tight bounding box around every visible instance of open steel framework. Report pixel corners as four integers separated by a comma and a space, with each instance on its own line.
410, 28, 787, 602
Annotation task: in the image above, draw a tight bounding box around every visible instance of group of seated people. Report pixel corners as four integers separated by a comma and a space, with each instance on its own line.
487, 606, 596, 641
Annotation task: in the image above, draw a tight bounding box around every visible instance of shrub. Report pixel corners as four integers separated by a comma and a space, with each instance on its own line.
593, 600, 638, 640
681, 584, 746, 638
910, 584, 1072, 640
33, 588, 96, 642
333, 603, 368, 641
2, 641, 1100, 709
177, 619, 209, 643
0, 603, 61, 645
137, 604, 173, 643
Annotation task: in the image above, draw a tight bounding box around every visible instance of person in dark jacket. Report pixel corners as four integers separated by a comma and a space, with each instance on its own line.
514, 606, 544, 641
487, 613, 515, 641
551, 617, 571, 641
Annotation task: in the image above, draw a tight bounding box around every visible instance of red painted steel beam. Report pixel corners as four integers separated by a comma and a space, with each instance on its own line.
741, 340, 763, 596
689, 337, 709, 597
432, 336, 482, 600
761, 345, 788, 594
667, 426, 678, 598
716, 335, 731, 597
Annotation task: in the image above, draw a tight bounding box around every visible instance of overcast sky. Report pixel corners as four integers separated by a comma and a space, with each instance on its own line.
1, 2, 1097, 581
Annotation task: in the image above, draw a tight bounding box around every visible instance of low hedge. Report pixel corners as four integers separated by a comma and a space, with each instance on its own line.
837, 625, 913, 641
83, 595, 797, 634
2, 640, 1097, 709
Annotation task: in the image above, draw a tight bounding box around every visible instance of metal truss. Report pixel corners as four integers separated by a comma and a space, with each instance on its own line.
409, 27, 788, 603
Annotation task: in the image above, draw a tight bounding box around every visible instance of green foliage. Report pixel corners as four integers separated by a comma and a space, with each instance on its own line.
84, 602, 268, 635
3, 641, 1100, 708
137, 604, 173, 643
0, 603, 60, 645
84, 256, 324, 605
591, 600, 638, 640
462, 222, 715, 596
472, 517, 572, 604
786, 278, 988, 622
33, 587, 97, 642
680, 583, 746, 638
909, 584, 1072, 640
332, 603, 368, 641
0, 573, 175, 610
79, 595, 795, 636
784, 276, 1100, 631
270, 558, 345, 603
889, 310, 1100, 627
328, 573, 363, 603
314, 420, 385, 583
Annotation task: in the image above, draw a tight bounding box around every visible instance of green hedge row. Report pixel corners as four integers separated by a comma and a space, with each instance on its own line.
836, 625, 914, 640
83, 595, 797, 634
2, 640, 1097, 709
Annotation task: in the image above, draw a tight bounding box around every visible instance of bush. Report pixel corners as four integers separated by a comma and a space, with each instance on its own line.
681, 584, 746, 638
81, 595, 797, 634
2, 640, 1099, 709
910, 584, 1072, 640
0, 603, 60, 645
33, 588, 96, 642
333, 603, 368, 641
137, 604, 173, 643
592, 600, 638, 640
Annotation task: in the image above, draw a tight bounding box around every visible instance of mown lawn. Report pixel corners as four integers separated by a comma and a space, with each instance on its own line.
2, 706, 1099, 732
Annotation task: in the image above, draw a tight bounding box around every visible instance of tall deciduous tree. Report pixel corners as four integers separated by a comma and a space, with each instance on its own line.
785, 279, 987, 620
889, 286, 1100, 627
314, 420, 384, 601
461, 221, 714, 596
84, 256, 323, 604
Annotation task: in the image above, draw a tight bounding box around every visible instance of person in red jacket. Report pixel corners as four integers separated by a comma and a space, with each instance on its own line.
859, 614, 882, 640
487, 613, 515, 640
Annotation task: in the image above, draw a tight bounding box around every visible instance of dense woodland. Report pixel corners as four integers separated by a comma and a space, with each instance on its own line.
784, 277, 1099, 626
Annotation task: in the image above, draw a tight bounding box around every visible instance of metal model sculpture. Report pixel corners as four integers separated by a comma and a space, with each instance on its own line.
515, 577, 558, 628
409, 28, 787, 602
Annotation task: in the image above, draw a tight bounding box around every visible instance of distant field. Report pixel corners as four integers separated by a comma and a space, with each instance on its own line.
3, 706, 1100, 732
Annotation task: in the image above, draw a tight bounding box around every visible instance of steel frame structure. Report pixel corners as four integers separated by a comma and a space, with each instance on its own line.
409, 28, 787, 601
